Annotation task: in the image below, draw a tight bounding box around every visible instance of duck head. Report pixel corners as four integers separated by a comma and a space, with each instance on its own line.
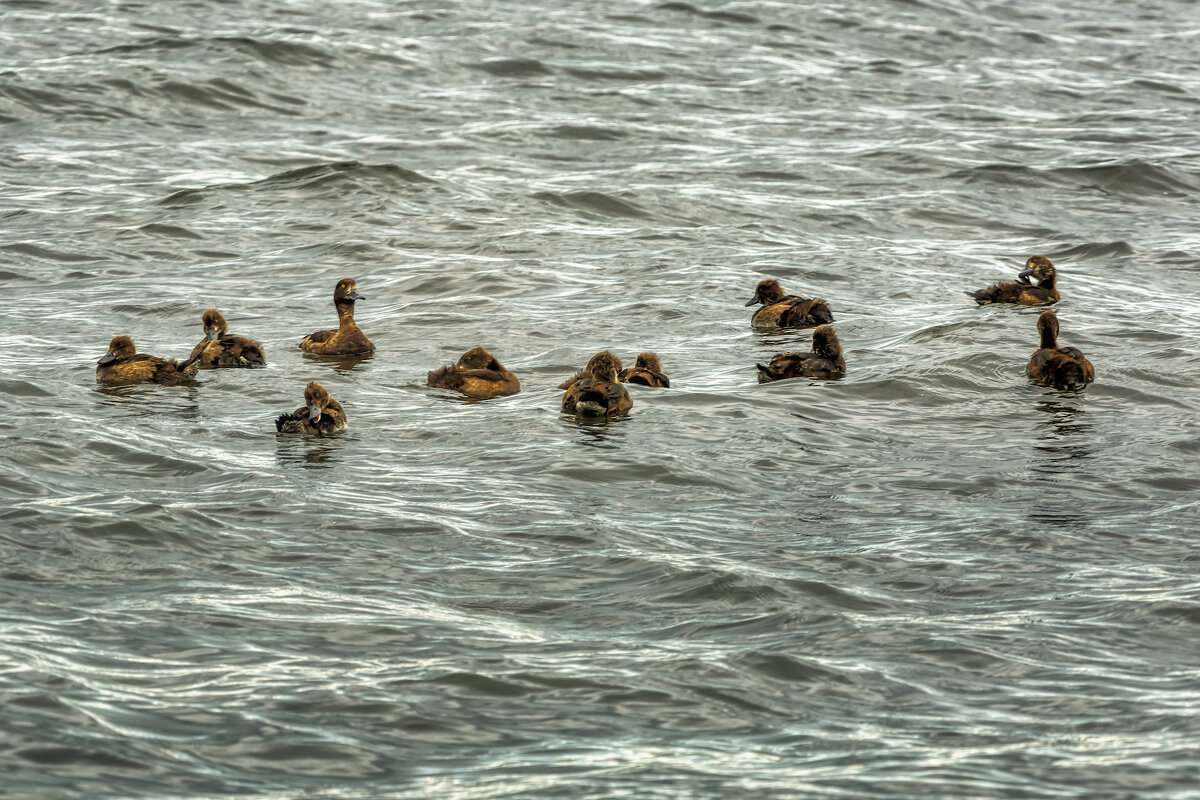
458, 346, 500, 371
811, 325, 842, 360
634, 352, 663, 372
584, 351, 621, 381
333, 278, 364, 305
1018, 256, 1055, 285
98, 335, 135, 365
1037, 309, 1060, 348
304, 381, 334, 421
201, 308, 228, 341
746, 279, 786, 307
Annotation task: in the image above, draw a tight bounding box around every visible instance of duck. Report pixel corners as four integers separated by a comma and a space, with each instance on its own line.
969, 255, 1059, 305
189, 309, 266, 368
561, 351, 632, 418
96, 335, 200, 386
427, 346, 521, 399
618, 352, 670, 388
756, 325, 846, 382
275, 382, 348, 435
1026, 310, 1094, 390
746, 278, 834, 330
299, 278, 374, 355
558, 351, 624, 390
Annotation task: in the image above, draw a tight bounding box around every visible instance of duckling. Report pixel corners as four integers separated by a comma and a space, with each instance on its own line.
300, 278, 374, 356
96, 335, 200, 386
618, 352, 670, 388
1027, 310, 1094, 390
969, 256, 1059, 305
746, 279, 834, 330
275, 381, 348, 435
558, 351, 625, 390
756, 325, 845, 382
427, 346, 521, 399
189, 309, 266, 368
561, 351, 632, 418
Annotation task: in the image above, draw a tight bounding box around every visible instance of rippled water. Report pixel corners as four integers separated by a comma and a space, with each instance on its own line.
3, 1, 1199, 797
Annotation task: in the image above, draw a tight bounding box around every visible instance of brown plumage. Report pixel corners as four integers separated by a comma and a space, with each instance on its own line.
427, 346, 521, 399
275, 382, 348, 435
561, 351, 632, 417
96, 335, 200, 386
558, 351, 625, 390
189, 309, 266, 368
746, 279, 834, 330
299, 278, 375, 356
756, 325, 846, 382
617, 352, 670, 388
1026, 310, 1094, 391
970, 256, 1059, 305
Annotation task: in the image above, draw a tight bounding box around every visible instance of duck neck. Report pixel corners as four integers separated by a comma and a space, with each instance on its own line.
1040, 325, 1058, 350
335, 300, 358, 329
1038, 273, 1056, 290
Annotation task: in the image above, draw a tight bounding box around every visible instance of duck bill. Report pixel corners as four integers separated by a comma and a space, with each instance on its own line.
205, 328, 220, 341
744, 297, 759, 307
347, 289, 363, 301
1017, 269, 1035, 284
308, 403, 323, 421
97, 351, 117, 365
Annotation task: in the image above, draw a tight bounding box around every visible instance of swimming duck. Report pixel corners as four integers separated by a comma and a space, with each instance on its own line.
561, 351, 632, 418
969, 256, 1059, 305
275, 382, 348, 435
746, 279, 834, 330
558, 351, 625, 390
189, 309, 266, 368
427, 346, 521, 399
96, 335, 200, 386
1026, 310, 1094, 391
300, 278, 374, 355
618, 352, 670, 388
756, 325, 845, 382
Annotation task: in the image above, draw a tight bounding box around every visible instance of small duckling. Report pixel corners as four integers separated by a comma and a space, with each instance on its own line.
561, 351, 632, 418
300, 278, 374, 356
275, 382, 348, 435
618, 352, 670, 388
969, 256, 1059, 305
558, 351, 625, 390
746, 279, 834, 330
756, 325, 845, 382
427, 346, 521, 399
96, 335, 200, 386
189, 309, 266, 368
1027, 310, 1094, 391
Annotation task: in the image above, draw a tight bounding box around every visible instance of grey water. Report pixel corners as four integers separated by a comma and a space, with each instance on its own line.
2, 0, 1199, 797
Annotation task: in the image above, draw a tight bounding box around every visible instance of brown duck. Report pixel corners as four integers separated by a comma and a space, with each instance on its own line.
561, 351, 632, 418
970, 256, 1059, 305
427, 347, 521, 399
618, 352, 670, 388
756, 325, 846, 382
96, 335, 200, 386
746, 279, 834, 330
1026, 310, 1094, 391
300, 278, 374, 355
189, 309, 266, 368
558, 351, 624, 390
275, 382, 348, 435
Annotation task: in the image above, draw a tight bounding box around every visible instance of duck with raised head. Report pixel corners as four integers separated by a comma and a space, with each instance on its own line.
275, 382, 348, 435
561, 351, 632, 418
427, 346, 521, 399
618, 352, 670, 388
756, 325, 845, 382
746, 279, 834, 330
189, 309, 265, 368
96, 335, 200, 386
558, 351, 624, 390
300, 278, 374, 356
970, 256, 1059, 305
1027, 310, 1094, 391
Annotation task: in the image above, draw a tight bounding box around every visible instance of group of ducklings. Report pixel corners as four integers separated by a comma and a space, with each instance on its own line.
95, 256, 1093, 434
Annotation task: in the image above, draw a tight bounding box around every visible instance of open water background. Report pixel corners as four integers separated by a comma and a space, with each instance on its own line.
2, 1, 1199, 797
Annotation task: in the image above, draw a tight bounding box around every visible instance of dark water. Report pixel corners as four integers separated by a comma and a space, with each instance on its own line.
2, 0, 1199, 797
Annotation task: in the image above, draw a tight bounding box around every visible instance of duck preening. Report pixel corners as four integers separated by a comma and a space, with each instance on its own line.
427, 347, 521, 399
190, 309, 266, 368
617, 352, 670, 388
746, 279, 834, 330
561, 351, 632, 418
756, 325, 846, 382
300, 278, 375, 356
275, 382, 348, 435
96, 335, 200, 386
969, 256, 1059, 305
1026, 310, 1094, 391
